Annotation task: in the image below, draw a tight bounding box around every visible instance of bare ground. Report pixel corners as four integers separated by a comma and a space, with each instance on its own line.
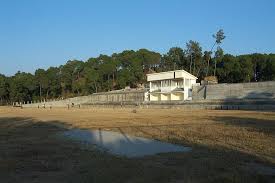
0, 107, 274, 183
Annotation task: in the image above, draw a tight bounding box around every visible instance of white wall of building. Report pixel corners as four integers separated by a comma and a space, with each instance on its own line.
150, 93, 160, 101
147, 70, 198, 101
171, 93, 183, 100
161, 93, 170, 101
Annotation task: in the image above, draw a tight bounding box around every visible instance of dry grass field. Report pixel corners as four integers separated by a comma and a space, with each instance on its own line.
0, 107, 274, 183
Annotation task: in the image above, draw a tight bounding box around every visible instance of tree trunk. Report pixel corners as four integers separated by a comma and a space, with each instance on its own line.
214, 58, 217, 76
108, 74, 110, 91
46, 89, 49, 101
207, 42, 216, 76
94, 83, 98, 93
196, 68, 201, 78
193, 58, 196, 74
77, 89, 80, 96
189, 55, 192, 73
112, 72, 115, 89
39, 83, 42, 102
206, 58, 210, 76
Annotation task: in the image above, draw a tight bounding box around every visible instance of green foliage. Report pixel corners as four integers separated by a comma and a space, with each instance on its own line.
136, 49, 161, 71
0, 74, 9, 104
263, 58, 275, 81
9, 72, 35, 102
83, 66, 100, 93
216, 54, 242, 83
0, 46, 274, 104
185, 40, 204, 78
213, 29, 226, 44
161, 47, 186, 71
239, 56, 254, 82
60, 60, 83, 95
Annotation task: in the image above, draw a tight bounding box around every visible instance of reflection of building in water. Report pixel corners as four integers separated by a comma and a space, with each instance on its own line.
147, 70, 198, 101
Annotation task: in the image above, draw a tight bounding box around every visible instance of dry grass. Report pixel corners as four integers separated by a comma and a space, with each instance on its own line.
0, 107, 274, 183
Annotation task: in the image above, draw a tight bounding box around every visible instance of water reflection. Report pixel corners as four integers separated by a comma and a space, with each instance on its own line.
61, 129, 191, 157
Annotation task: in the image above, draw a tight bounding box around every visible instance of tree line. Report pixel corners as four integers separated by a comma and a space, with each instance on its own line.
0, 30, 275, 104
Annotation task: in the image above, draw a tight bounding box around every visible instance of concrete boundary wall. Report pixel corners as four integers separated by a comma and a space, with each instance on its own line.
23, 89, 145, 108
81, 99, 275, 110
23, 98, 275, 111
22, 81, 275, 110
192, 81, 275, 100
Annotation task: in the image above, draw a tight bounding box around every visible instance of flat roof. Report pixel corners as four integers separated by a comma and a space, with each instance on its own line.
146, 70, 198, 80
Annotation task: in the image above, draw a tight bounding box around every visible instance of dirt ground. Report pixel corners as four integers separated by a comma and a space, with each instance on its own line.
0, 107, 275, 183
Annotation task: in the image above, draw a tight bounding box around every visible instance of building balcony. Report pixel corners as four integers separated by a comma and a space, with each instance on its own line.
150, 86, 185, 93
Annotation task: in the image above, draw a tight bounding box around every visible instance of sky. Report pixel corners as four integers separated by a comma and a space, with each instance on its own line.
0, 0, 275, 76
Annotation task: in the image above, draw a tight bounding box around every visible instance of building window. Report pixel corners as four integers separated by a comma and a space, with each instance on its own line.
161, 80, 171, 87
151, 81, 161, 89
177, 80, 184, 88
171, 80, 176, 86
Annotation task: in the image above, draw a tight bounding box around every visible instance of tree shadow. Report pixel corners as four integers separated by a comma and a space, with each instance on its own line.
123, 124, 275, 183
244, 92, 274, 100
212, 116, 275, 136
217, 91, 275, 112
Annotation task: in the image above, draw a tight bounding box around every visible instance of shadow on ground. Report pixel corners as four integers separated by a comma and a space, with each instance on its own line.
213, 116, 275, 136
0, 117, 274, 183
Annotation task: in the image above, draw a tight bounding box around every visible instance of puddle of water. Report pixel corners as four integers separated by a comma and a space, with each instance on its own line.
60, 129, 191, 157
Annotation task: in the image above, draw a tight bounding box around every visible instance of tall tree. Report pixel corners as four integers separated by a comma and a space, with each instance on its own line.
185, 40, 203, 77
212, 29, 226, 76
60, 60, 84, 97
46, 67, 61, 98
137, 49, 161, 71
10, 72, 35, 102
161, 47, 186, 71
83, 66, 100, 93
2, 46, 275, 105
0, 74, 9, 104
35, 69, 48, 101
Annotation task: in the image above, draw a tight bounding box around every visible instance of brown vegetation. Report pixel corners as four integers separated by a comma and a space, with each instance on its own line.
0, 107, 274, 183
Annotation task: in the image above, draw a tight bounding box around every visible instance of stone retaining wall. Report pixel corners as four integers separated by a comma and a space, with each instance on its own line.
22, 81, 275, 110
81, 99, 275, 110
192, 81, 275, 100
23, 89, 145, 108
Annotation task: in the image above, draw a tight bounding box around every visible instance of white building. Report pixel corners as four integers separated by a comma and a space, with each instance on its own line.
147, 70, 198, 101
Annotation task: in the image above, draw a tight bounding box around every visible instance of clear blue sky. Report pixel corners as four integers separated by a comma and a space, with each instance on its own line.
0, 0, 275, 76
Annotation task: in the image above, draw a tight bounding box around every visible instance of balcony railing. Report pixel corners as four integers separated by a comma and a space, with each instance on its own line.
150, 86, 186, 93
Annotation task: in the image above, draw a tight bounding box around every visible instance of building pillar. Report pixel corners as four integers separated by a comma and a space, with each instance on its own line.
183, 78, 185, 87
